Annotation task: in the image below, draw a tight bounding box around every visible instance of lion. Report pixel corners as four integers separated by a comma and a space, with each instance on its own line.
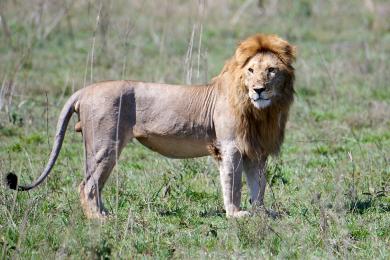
6, 34, 296, 219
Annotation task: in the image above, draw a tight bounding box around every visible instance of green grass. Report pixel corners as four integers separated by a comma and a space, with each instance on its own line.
1, 0, 390, 258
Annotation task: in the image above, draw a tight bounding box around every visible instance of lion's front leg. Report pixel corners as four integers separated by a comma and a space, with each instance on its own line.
243, 156, 267, 209
218, 142, 249, 218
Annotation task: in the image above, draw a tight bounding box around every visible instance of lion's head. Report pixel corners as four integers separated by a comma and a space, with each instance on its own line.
243, 51, 294, 109
231, 34, 296, 110
215, 34, 296, 158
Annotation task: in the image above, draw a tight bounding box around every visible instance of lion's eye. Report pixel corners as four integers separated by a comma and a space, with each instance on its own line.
268, 67, 276, 73
248, 68, 254, 73
267, 67, 277, 77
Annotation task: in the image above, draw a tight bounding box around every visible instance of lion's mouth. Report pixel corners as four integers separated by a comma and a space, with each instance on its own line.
252, 97, 269, 102
249, 91, 270, 102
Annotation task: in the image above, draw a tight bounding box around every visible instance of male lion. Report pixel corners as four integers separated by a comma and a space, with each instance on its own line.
6, 34, 296, 219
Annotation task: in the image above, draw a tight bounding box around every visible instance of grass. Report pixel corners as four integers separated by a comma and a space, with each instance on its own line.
1, 0, 389, 258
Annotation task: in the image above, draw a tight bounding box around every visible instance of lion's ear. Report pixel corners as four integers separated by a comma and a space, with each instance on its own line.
283, 43, 297, 65
266, 35, 296, 66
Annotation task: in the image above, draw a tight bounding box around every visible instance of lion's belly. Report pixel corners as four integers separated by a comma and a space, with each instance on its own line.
135, 135, 210, 159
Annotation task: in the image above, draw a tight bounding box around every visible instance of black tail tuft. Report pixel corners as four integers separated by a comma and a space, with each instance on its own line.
5, 172, 18, 190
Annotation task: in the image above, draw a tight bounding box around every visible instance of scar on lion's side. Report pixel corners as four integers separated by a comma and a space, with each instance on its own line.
207, 143, 222, 161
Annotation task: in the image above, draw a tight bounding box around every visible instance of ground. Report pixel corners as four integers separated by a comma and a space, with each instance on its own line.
0, 0, 389, 258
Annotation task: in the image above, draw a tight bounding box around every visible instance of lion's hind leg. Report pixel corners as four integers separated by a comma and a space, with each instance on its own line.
79, 144, 117, 219
76, 88, 135, 219
79, 179, 103, 219
79, 125, 131, 219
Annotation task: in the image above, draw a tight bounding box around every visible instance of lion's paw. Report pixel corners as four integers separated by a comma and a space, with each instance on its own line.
227, 210, 251, 218
265, 208, 283, 219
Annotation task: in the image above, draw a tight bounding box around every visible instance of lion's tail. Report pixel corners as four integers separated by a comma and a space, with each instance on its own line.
5, 90, 82, 191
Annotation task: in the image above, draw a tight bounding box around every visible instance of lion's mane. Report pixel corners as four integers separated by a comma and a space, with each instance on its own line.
212, 34, 296, 159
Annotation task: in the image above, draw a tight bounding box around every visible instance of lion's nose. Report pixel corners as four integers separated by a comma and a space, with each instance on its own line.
253, 87, 265, 96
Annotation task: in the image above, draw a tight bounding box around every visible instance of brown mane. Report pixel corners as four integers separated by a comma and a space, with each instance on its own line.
212, 34, 296, 159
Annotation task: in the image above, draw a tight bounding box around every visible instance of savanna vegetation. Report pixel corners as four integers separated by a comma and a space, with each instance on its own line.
0, 0, 389, 258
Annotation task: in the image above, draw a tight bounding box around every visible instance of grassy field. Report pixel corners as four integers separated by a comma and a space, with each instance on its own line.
1, 0, 389, 258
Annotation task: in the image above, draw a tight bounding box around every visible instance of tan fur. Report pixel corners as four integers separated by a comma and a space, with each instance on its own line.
14, 34, 296, 219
